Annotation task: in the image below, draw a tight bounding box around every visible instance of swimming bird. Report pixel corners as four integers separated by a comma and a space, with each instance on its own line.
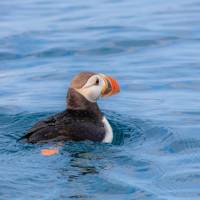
22, 72, 120, 144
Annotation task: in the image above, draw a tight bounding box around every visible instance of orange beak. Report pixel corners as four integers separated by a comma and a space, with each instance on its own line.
101, 75, 120, 97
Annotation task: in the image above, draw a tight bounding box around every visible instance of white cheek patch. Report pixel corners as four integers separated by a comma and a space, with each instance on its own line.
76, 75, 105, 102
81, 86, 102, 102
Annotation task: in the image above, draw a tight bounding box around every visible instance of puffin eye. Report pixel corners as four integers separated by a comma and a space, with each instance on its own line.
95, 78, 99, 85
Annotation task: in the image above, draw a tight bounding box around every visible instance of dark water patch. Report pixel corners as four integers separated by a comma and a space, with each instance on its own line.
84, 25, 126, 32
29, 48, 77, 58
162, 139, 200, 154
0, 52, 22, 60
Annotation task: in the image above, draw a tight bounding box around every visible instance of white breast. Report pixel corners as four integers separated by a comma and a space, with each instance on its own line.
102, 116, 113, 143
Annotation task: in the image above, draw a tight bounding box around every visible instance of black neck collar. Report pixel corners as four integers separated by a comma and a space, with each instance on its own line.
66, 88, 103, 119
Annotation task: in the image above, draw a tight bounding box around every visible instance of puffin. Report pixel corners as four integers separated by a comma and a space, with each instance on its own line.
22, 72, 120, 145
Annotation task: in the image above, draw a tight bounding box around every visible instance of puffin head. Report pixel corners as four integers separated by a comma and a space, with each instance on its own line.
69, 72, 120, 103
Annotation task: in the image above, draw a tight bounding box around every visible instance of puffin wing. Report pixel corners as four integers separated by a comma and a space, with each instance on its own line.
67, 120, 106, 142
21, 110, 106, 143
21, 111, 72, 143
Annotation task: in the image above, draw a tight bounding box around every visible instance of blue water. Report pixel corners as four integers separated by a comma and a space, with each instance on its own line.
1, 0, 200, 199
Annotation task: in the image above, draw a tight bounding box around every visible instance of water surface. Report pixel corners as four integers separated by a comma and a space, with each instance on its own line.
1, 0, 200, 199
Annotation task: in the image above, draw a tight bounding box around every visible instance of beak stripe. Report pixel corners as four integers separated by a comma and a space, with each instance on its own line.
101, 75, 120, 97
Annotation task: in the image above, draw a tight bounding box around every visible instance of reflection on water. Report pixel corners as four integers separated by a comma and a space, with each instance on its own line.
1, 0, 200, 199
